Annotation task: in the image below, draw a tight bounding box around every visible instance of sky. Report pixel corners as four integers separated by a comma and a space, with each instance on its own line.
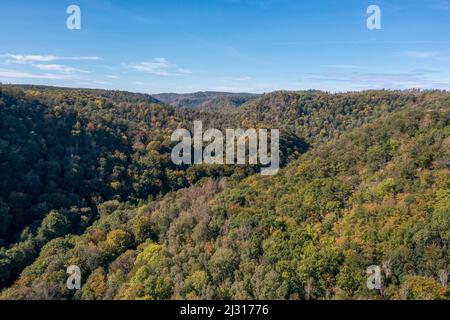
0, 0, 450, 93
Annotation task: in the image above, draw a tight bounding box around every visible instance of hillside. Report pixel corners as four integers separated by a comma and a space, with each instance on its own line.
153, 91, 259, 109
0, 85, 448, 300
230, 90, 449, 144
15, 85, 163, 105
0, 85, 269, 288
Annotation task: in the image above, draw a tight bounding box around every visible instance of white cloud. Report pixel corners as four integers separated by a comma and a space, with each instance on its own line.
106, 75, 119, 79
0, 53, 101, 84
298, 69, 450, 91
33, 64, 89, 74
132, 58, 171, 76
2, 54, 100, 64
91, 80, 111, 85
0, 69, 68, 80
177, 68, 193, 75
131, 58, 192, 76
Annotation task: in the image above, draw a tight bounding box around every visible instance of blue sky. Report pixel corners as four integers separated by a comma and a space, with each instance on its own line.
1, 0, 450, 93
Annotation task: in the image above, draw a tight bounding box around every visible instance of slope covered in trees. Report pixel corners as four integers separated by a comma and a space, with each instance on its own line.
0, 85, 448, 299
229, 90, 448, 144
0, 85, 264, 288
153, 91, 258, 109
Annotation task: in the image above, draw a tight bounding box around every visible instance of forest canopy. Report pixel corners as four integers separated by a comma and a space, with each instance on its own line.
0, 84, 448, 300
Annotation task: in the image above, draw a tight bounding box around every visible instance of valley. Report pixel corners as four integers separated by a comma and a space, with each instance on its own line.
0, 84, 448, 300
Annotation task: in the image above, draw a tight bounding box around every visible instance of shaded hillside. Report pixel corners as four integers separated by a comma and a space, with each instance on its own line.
15, 85, 162, 105
153, 91, 258, 109
232, 90, 449, 144
0, 85, 448, 300
0, 85, 301, 288
2, 104, 448, 300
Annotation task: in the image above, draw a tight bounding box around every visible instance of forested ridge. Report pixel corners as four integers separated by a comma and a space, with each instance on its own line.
153, 91, 258, 110
0, 84, 448, 299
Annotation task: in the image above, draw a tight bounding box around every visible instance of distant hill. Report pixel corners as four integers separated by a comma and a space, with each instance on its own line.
12, 84, 163, 105
153, 91, 259, 109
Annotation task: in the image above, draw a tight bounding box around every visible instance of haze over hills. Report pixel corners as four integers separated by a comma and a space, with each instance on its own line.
153, 91, 259, 109
0, 84, 448, 300
10, 85, 260, 110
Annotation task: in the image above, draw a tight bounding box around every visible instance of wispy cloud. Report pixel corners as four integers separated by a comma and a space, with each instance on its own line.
33, 64, 89, 74
177, 68, 193, 75
273, 39, 450, 47
395, 51, 450, 61
233, 76, 252, 81
2, 54, 100, 64
131, 58, 192, 76
0, 53, 101, 83
91, 80, 112, 85
298, 69, 450, 91
0, 69, 68, 80
396, 51, 441, 58
132, 58, 171, 75
323, 64, 361, 69
221, 76, 253, 82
